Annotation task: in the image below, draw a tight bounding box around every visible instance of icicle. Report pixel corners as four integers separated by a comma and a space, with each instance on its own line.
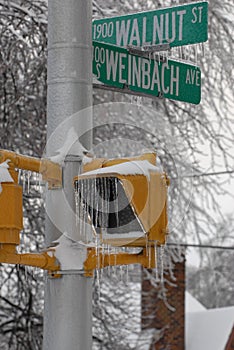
148, 52, 152, 65
153, 52, 157, 66
194, 44, 198, 66
180, 46, 183, 59
78, 179, 88, 242
75, 188, 80, 226
95, 268, 101, 301
145, 234, 149, 257
27, 171, 31, 194
24, 266, 29, 282
78, 183, 83, 237
125, 265, 129, 284
104, 177, 109, 231
203, 42, 206, 59
154, 241, 159, 282
200, 42, 205, 59
177, 46, 180, 59
130, 95, 138, 104
90, 178, 95, 230
101, 178, 105, 228
35, 173, 39, 191
95, 179, 99, 228
185, 45, 191, 62
114, 178, 119, 228
84, 179, 90, 243
22, 170, 26, 192
157, 52, 161, 66
136, 96, 142, 106
107, 244, 111, 276
18, 169, 22, 184
80, 181, 84, 241
95, 234, 101, 295
148, 243, 151, 268
38, 174, 43, 194
113, 247, 118, 277
21, 231, 26, 251
102, 243, 105, 270
165, 50, 169, 66
168, 253, 176, 281
160, 245, 165, 284
119, 265, 123, 282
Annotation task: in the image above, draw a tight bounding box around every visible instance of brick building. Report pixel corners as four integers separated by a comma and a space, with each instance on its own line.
141, 257, 234, 349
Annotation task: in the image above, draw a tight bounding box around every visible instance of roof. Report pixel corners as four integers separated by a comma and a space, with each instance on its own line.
185, 291, 206, 312
186, 304, 234, 350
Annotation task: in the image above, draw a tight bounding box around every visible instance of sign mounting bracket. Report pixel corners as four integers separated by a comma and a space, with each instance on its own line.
127, 44, 170, 62
93, 82, 164, 100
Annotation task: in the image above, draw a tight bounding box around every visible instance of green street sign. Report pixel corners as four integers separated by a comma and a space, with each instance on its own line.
93, 41, 201, 104
93, 1, 208, 48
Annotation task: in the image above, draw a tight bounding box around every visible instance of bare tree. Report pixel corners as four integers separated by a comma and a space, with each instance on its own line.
0, 0, 47, 348
0, 0, 234, 349
187, 215, 234, 309
92, 0, 234, 348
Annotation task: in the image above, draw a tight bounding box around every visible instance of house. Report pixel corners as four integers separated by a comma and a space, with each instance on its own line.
142, 259, 234, 349
186, 293, 234, 350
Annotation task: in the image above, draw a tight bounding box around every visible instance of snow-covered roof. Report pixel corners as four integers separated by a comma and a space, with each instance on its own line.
185, 291, 206, 312
82, 160, 160, 180
186, 304, 234, 350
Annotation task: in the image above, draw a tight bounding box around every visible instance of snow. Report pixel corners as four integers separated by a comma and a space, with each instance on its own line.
48, 127, 88, 164
82, 160, 161, 180
51, 233, 87, 270
186, 305, 234, 350
102, 231, 145, 240
82, 155, 93, 164
185, 291, 206, 312
0, 160, 14, 193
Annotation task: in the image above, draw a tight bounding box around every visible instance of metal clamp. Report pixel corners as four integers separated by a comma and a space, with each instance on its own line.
127, 43, 170, 60
142, 43, 171, 52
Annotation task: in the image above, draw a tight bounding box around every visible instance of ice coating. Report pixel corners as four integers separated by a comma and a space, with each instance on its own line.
82, 160, 161, 180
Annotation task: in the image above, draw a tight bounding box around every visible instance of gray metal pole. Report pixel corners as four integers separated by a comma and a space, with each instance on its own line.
43, 0, 93, 349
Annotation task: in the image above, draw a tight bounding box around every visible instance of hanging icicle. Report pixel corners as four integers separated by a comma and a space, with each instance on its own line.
95, 178, 99, 229
160, 245, 165, 284
194, 44, 198, 66
154, 241, 160, 282
125, 265, 129, 285
148, 243, 151, 268
27, 171, 31, 194
107, 244, 111, 276
75, 187, 80, 227
114, 178, 119, 228
18, 168, 22, 184
145, 234, 149, 257
22, 170, 26, 192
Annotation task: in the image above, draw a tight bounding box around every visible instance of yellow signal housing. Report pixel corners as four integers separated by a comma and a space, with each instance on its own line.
74, 152, 169, 248
0, 150, 61, 272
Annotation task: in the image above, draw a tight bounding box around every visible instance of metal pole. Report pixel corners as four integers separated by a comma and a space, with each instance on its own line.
43, 0, 93, 349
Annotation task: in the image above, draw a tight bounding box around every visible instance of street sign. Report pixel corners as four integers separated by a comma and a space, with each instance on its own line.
93, 41, 201, 104
93, 1, 208, 48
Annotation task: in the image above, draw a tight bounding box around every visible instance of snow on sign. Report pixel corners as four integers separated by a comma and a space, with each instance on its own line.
92, 2, 208, 48
93, 41, 201, 104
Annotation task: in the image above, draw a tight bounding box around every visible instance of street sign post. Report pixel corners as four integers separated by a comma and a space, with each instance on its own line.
93, 1, 208, 48
93, 41, 201, 104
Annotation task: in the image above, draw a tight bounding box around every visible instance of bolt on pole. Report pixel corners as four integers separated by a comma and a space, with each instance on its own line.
43, 0, 93, 349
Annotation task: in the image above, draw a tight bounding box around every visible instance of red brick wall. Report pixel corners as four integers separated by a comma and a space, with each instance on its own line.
225, 326, 234, 350
141, 257, 186, 350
